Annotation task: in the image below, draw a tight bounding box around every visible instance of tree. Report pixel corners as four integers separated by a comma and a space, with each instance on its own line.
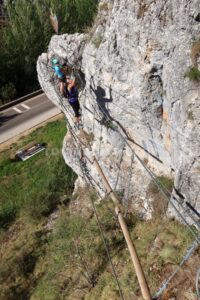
0, 0, 98, 104
49, 0, 98, 33
0, 82, 16, 104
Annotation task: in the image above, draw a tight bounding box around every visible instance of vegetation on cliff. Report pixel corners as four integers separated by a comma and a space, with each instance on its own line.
0, 120, 199, 299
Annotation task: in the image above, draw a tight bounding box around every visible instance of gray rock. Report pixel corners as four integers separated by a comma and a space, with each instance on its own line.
37, 0, 200, 223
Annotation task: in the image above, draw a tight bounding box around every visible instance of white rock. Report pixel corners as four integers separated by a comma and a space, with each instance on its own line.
37, 0, 200, 222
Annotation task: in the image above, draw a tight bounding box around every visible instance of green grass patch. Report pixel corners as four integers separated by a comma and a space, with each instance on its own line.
0, 201, 17, 229
0, 119, 77, 227
148, 175, 174, 195
185, 67, 200, 81
148, 175, 174, 217
0, 123, 197, 300
0, 186, 196, 300
0, 119, 78, 299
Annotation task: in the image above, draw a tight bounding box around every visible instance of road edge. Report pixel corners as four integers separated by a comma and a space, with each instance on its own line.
0, 113, 64, 152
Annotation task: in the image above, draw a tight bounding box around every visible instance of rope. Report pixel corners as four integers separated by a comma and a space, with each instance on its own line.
47, 60, 199, 298
122, 152, 135, 216
98, 121, 103, 160
86, 79, 200, 244
74, 241, 95, 287
78, 156, 125, 300
86, 74, 200, 168
89, 189, 125, 300
77, 76, 200, 239
63, 131, 119, 290
46, 39, 199, 165
114, 145, 125, 191
85, 79, 200, 298
92, 104, 96, 134
100, 81, 199, 151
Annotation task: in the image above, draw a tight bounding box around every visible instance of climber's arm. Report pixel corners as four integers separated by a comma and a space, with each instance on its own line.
67, 77, 76, 90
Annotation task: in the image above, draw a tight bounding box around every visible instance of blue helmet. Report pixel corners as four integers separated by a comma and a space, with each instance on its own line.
52, 58, 59, 65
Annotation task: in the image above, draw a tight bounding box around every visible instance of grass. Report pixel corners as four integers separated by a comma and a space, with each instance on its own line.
104, 120, 117, 130
148, 175, 174, 217
0, 122, 198, 300
0, 201, 17, 228
0, 119, 77, 227
0, 183, 197, 299
31, 208, 106, 299
85, 0, 109, 43
0, 119, 77, 299
185, 67, 200, 81
148, 175, 174, 195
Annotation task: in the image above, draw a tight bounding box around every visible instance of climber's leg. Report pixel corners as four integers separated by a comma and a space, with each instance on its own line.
59, 76, 66, 95
71, 101, 81, 119
70, 100, 81, 123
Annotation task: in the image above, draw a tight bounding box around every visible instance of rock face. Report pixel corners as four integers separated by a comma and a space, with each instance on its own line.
37, 0, 200, 224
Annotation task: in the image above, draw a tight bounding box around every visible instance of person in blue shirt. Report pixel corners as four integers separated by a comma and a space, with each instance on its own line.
51, 58, 66, 95
64, 76, 81, 125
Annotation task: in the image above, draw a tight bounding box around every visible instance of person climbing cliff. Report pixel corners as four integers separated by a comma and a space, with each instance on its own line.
51, 58, 66, 95
64, 76, 81, 126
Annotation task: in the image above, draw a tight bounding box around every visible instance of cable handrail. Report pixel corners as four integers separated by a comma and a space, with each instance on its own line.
84, 78, 200, 242
45, 56, 200, 299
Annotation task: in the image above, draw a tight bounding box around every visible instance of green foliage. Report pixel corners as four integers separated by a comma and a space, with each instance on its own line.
148, 175, 174, 195
0, 123, 196, 299
50, 0, 98, 34
0, 201, 17, 228
0, 222, 45, 300
185, 67, 200, 81
103, 120, 117, 130
0, 184, 196, 300
148, 175, 174, 217
0, 0, 98, 103
24, 156, 76, 220
0, 119, 76, 226
0, 82, 17, 103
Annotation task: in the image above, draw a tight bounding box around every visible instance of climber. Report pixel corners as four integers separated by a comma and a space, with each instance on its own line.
51, 58, 66, 95
64, 76, 81, 126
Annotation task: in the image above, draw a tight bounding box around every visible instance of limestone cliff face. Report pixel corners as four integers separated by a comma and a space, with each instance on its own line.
37, 0, 200, 223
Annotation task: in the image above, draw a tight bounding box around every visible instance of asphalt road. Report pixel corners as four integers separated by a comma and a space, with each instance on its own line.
0, 93, 61, 144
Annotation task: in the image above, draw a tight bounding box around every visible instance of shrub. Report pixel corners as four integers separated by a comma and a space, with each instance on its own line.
0, 201, 17, 228
104, 120, 117, 130
148, 175, 174, 216
188, 111, 194, 120
185, 67, 200, 81
26, 191, 59, 220
0, 82, 17, 103
24, 157, 76, 220
149, 175, 174, 195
